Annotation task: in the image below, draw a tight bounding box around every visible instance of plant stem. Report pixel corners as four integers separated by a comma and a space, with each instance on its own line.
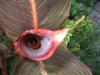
37, 61, 48, 75
29, 0, 38, 32
68, 16, 85, 31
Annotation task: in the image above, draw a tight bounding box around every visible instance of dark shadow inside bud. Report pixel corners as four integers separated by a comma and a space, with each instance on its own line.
0, 69, 3, 75
23, 33, 41, 50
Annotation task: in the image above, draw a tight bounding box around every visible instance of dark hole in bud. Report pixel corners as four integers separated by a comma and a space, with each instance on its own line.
24, 33, 41, 49
0, 69, 3, 75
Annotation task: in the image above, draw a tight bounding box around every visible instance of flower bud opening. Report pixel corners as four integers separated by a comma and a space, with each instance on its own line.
23, 33, 41, 50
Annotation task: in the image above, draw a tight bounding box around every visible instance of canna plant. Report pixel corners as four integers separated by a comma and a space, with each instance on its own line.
0, 0, 92, 75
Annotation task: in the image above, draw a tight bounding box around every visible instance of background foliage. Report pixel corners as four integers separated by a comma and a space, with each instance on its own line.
63, 0, 100, 75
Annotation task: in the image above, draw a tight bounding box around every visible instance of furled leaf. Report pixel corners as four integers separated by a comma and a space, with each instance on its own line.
13, 29, 68, 61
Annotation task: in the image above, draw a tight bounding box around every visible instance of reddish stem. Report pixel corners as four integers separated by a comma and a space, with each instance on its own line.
38, 61, 48, 75
29, 0, 38, 32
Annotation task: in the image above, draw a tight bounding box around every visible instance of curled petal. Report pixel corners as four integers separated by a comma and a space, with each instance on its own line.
13, 29, 68, 61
